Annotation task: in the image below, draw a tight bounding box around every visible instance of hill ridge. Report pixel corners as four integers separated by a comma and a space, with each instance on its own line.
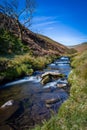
0, 12, 68, 56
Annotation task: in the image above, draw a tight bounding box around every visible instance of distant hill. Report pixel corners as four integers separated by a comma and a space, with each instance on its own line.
72, 42, 87, 53
0, 13, 69, 56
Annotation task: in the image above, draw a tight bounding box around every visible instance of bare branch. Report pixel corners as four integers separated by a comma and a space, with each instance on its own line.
0, 0, 36, 38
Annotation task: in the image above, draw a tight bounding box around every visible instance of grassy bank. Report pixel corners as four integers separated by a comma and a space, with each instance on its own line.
0, 53, 57, 84
33, 51, 87, 130
0, 29, 58, 85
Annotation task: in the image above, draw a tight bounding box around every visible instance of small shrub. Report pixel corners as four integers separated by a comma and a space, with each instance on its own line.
0, 29, 29, 55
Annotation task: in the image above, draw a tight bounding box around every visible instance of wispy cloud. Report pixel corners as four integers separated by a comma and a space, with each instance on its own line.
33, 16, 54, 22
31, 15, 87, 46
46, 27, 55, 30
32, 16, 58, 27
33, 21, 57, 27
31, 15, 58, 34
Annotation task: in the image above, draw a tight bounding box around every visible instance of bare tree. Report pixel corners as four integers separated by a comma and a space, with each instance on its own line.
0, 0, 36, 38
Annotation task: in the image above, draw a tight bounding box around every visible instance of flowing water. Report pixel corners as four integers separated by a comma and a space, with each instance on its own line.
0, 56, 71, 130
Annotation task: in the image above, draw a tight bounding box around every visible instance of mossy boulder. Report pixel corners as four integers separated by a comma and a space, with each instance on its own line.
41, 72, 64, 85
41, 75, 50, 85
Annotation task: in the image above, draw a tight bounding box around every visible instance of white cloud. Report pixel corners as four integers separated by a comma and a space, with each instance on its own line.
31, 16, 87, 46
32, 16, 58, 27
33, 21, 57, 27
33, 16, 54, 22
46, 27, 55, 30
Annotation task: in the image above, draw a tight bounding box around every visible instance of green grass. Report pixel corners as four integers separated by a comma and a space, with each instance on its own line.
33, 50, 87, 130
0, 53, 56, 83
0, 29, 58, 84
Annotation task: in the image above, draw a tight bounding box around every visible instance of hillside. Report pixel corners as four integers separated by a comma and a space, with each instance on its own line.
0, 13, 71, 85
71, 42, 87, 53
0, 12, 69, 56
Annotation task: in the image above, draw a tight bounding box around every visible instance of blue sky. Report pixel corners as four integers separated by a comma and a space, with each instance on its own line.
31, 0, 87, 46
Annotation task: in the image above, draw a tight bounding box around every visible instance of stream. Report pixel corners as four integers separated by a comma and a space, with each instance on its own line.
0, 56, 71, 130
